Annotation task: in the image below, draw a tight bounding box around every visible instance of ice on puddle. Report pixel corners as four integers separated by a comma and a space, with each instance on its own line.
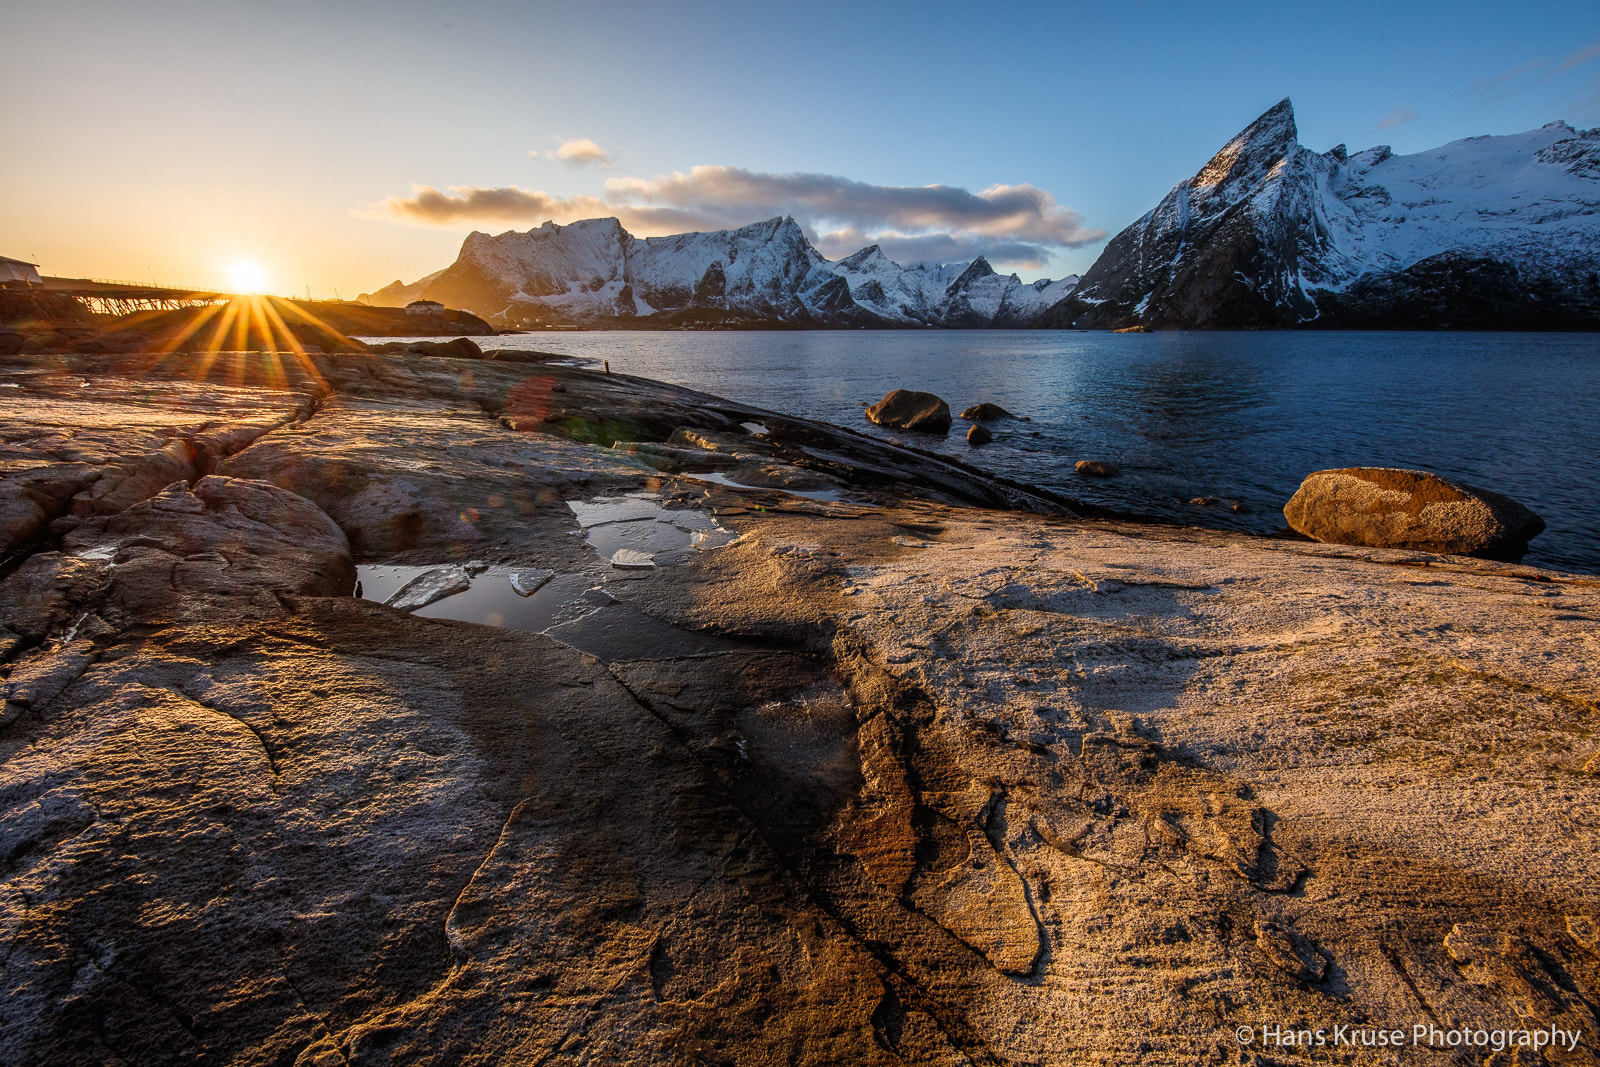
567, 494, 666, 529
385, 565, 472, 612
570, 492, 736, 566
509, 569, 554, 596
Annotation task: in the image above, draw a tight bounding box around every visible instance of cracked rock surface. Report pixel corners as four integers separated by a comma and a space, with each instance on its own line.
1, 348, 1597, 1065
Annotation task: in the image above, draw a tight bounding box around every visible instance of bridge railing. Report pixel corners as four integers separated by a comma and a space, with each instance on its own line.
87, 278, 235, 293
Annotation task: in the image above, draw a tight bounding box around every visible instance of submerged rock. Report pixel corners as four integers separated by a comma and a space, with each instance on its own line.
959, 402, 1012, 420
1075, 460, 1121, 477
966, 424, 993, 446
1284, 467, 1544, 559
865, 389, 951, 434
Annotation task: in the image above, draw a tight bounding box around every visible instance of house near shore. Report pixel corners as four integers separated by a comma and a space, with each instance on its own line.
405, 299, 445, 316
0, 256, 42, 289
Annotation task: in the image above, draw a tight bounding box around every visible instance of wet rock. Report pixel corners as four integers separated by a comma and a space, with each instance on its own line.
966, 424, 993, 446
959, 402, 1012, 420
1284, 466, 1544, 559
1075, 459, 1120, 477
1190, 496, 1246, 512
384, 564, 472, 611
865, 389, 951, 434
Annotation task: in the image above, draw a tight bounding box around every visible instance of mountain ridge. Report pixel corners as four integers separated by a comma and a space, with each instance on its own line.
363, 216, 1078, 329
1037, 99, 1600, 329
364, 103, 1600, 330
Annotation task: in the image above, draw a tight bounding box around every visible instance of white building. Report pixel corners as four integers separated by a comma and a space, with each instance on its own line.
405, 300, 445, 316
0, 256, 42, 289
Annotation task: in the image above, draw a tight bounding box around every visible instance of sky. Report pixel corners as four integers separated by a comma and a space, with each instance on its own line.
3, 0, 1598, 297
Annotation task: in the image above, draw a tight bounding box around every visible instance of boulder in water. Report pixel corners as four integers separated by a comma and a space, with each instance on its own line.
959, 402, 1012, 421
1283, 467, 1544, 559
966, 424, 993, 446
866, 389, 951, 435
1075, 460, 1120, 477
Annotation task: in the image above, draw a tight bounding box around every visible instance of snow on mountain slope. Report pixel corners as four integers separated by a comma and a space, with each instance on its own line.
391, 216, 1078, 328
826, 245, 1079, 326
1044, 99, 1600, 329
1313, 122, 1600, 288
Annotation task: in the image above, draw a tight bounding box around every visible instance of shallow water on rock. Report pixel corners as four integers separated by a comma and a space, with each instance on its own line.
357, 565, 595, 631
355, 563, 747, 661
567, 492, 738, 567
683, 471, 867, 505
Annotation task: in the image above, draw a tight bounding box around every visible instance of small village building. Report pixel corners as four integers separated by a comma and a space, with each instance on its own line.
405, 300, 445, 316
0, 256, 42, 289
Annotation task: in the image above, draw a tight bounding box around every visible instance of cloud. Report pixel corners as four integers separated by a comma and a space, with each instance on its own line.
1552, 39, 1600, 76
555, 138, 613, 166
1465, 39, 1600, 108
1375, 106, 1416, 131
375, 165, 1106, 271
380, 185, 613, 227
603, 166, 1104, 248
1466, 57, 1548, 100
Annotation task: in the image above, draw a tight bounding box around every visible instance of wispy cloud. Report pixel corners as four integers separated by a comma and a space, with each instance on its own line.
602, 167, 1103, 248
1553, 40, 1600, 76
374, 165, 1106, 270
1466, 57, 1548, 101
1375, 106, 1416, 131
555, 138, 612, 166
1466, 38, 1600, 108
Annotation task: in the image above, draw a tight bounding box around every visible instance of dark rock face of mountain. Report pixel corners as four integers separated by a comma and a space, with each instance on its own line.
1041, 100, 1600, 330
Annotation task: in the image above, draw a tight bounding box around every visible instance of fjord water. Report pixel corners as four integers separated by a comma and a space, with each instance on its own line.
487, 331, 1600, 574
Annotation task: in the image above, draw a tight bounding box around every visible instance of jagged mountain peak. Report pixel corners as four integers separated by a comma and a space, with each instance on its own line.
1040, 100, 1600, 331
948, 256, 998, 293
836, 244, 886, 270
1192, 97, 1298, 192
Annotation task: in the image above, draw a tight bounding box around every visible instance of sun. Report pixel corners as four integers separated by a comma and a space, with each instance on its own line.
226, 261, 269, 294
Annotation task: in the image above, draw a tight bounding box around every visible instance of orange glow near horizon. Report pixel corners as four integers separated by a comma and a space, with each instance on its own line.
116, 294, 355, 395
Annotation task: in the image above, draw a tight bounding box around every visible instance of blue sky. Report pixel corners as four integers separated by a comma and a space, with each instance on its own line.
3, 0, 1597, 294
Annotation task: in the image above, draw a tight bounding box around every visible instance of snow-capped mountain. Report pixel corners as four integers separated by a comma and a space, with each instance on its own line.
1040, 99, 1600, 329
362, 216, 1078, 329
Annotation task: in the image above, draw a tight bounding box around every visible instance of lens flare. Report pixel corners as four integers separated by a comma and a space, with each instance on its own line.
227, 262, 269, 294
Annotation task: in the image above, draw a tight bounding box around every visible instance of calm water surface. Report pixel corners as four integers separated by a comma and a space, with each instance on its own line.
445, 330, 1600, 574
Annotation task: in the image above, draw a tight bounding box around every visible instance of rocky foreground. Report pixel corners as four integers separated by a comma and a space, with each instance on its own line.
1, 346, 1597, 1065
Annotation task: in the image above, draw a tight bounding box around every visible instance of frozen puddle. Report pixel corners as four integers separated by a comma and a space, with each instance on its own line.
567, 492, 738, 568
684, 471, 870, 506
356, 563, 748, 662
358, 565, 595, 631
